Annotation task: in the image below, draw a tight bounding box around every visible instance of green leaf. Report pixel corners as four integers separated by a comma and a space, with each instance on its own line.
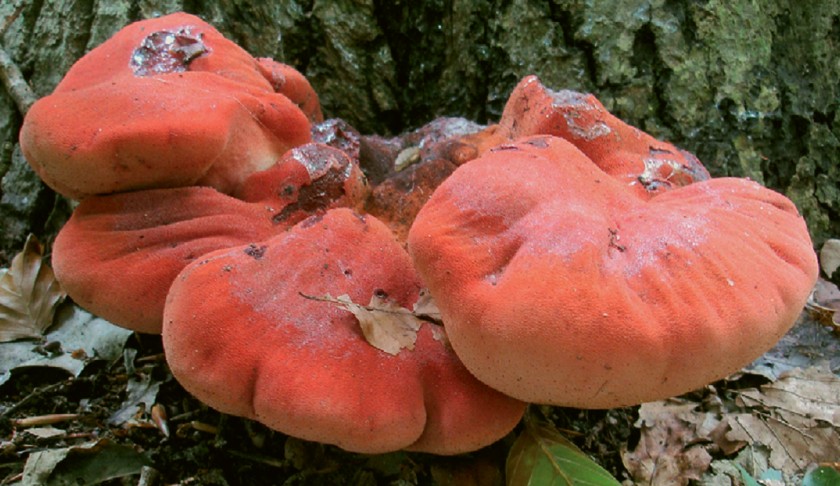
735, 464, 761, 486
506, 421, 620, 486
802, 466, 840, 486
21, 439, 150, 486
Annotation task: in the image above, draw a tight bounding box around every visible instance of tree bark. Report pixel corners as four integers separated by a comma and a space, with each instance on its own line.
1, 0, 837, 262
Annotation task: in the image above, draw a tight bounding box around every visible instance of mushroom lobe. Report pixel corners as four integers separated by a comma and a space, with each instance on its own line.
408, 135, 818, 408
163, 208, 525, 454
20, 12, 314, 199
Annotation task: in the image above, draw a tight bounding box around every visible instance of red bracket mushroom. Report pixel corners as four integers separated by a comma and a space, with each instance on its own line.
496, 75, 711, 198
20, 13, 318, 199
52, 143, 367, 334
163, 208, 525, 454
408, 134, 818, 408
19, 9, 818, 454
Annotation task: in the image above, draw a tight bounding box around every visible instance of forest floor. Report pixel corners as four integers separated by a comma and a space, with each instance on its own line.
1, 248, 839, 485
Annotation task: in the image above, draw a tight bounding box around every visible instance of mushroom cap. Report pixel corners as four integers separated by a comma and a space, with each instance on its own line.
162, 208, 525, 454
407, 135, 818, 408
52, 142, 369, 334
256, 58, 323, 124
52, 187, 279, 334
20, 12, 314, 199
498, 75, 710, 198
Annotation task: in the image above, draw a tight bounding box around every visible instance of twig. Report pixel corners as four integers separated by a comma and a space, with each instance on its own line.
227, 449, 288, 468
0, 44, 36, 114
187, 420, 219, 435
150, 404, 169, 438
0, 379, 69, 419
1, 472, 23, 486
13, 413, 80, 427
0, 3, 35, 115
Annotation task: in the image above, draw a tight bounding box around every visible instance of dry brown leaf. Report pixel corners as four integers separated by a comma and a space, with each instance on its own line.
0, 235, 66, 342
742, 367, 840, 428
819, 239, 840, 279
728, 367, 840, 472
412, 288, 442, 322
329, 293, 422, 356
622, 400, 714, 486
806, 278, 840, 331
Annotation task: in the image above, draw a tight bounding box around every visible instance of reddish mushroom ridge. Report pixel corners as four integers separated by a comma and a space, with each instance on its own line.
408, 135, 818, 408
162, 208, 526, 454
20, 12, 318, 199
497, 76, 711, 199
52, 142, 368, 334
51, 187, 279, 334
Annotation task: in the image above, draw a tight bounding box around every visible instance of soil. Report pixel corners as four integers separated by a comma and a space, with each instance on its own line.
0, 331, 637, 485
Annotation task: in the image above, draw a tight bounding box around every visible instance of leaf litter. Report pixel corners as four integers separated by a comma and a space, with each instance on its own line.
107, 350, 163, 428
622, 363, 840, 485
621, 279, 840, 485
728, 367, 840, 473
621, 399, 715, 486
0, 303, 132, 386
1, 255, 838, 484
0, 235, 66, 342
20, 438, 151, 486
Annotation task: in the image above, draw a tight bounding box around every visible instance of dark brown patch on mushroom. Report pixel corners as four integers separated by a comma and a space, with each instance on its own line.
365, 158, 456, 242
608, 228, 626, 252
244, 244, 268, 260
272, 167, 347, 224
130, 27, 209, 76
491, 144, 520, 152
648, 146, 674, 156
279, 185, 297, 198
311, 119, 361, 162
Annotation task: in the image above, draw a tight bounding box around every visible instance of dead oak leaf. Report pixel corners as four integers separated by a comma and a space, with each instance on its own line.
413, 288, 442, 323
622, 400, 714, 486
805, 278, 840, 332
0, 235, 66, 342
728, 367, 840, 473
303, 292, 428, 356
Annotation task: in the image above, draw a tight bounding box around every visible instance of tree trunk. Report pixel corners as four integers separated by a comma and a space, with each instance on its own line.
1, 0, 837, 262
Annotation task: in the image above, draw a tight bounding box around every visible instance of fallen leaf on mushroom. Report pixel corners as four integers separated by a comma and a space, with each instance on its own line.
162, 209, 525, 454
302, 292, 428, 356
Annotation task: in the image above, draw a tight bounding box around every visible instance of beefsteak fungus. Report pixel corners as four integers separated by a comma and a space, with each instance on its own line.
162, 208, 525, 454
20, 13, 316, 199
408, 135, 818, 408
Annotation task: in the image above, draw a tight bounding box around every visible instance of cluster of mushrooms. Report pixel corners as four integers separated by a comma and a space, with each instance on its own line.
20, 13, 818, 454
